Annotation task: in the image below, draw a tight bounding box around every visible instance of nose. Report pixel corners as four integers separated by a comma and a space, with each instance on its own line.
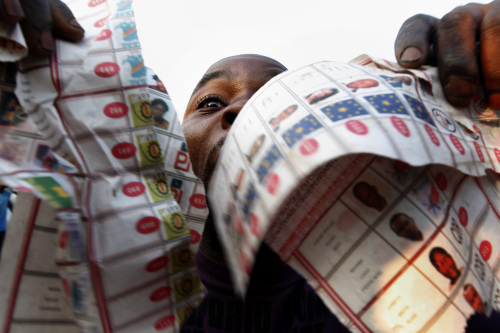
220, 91, 254, 130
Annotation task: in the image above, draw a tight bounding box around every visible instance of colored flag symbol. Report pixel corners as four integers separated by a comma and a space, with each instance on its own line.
117, 0, 132, 11
321, 99, 369, 123
116, 21, 137, 42
364, 94, 408, 115
404, 94, 434, 125
426, 182, 441, 214
23, 177, 72, 209
171, 178, 183, 190
123, 55, 145, 78
256, 144, 282, 183
281, 115, 322, 148
180, 142, 189, 153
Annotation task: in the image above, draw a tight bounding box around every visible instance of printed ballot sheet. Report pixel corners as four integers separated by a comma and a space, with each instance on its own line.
0, 1, 499, 332
209, 56, 500, 332
0, 1, 207, 332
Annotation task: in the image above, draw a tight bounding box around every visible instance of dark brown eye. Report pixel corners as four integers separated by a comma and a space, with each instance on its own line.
197, 96, 225, 110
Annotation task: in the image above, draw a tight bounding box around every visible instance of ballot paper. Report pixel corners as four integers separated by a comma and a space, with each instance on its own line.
209, 56, 500, 332
0, 0, 499, 332
0, 1, 207, 332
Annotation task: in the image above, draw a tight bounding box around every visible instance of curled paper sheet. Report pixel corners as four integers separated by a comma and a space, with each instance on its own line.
0, 21, 27, 62
0, 1, 207, 332
209, 56, 500, 332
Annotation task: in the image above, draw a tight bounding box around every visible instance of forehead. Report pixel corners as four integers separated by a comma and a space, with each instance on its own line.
209, 55, 285, 75
192, 55, 286, 94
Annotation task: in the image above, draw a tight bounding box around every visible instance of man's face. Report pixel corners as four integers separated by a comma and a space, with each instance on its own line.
354, 183, 383, 210
306, 89, 335, 103
463, 284, 485, 313
433, 251, 459, 279
391, 214, 423, 241
182, 55, 286, 186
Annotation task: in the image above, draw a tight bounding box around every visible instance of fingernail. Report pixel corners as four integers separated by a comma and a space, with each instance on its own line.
69, 18, 84, 32
489, 93, 500, 109
4, 0, 24, 18
444, 76, 475, 106
400, 47, 423, 63
40, 31, 55, 52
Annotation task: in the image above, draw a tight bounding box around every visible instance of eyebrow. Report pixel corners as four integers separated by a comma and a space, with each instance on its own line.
191, 67, 286, 97
191, 70, 232, 97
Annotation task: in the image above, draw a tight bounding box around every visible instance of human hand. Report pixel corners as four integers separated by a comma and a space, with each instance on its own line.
0, 0, 84, 57
394, 1, 500, 109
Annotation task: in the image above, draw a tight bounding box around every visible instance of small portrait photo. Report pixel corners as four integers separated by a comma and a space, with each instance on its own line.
0, 91, 27, 126
149, 74, 168, 94
304, 87, 338, 105
428, 246, 463, 288
342, 169, 399, 224
269, 104, 298, 131
352, 180, 388, 212
246, 134, 266, 164
34, 144, 72, 173
345, 78, 379, 92
389, 212, 424, 242
371, 156, 421, 190
462, 283, 486, 313
377, 199, 436, 260
379, 74, 412, 89
151, 98, 171, 130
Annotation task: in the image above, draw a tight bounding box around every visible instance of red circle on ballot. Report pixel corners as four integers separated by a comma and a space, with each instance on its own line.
435, 172, 447, 191
154, 315, 176, 330
189, 194, 207, 209
146, 256, 169, 272
425, 124, 440, 146
94, 62, 119, 77
190, 229, 201, 244
346, 120, 368, 135
266, 172, 280, 195
149, 286, 171, 302
479, 241, 492, 261
104, 102, 128, 118
136, 216, 160, 234
495, 148, 500, 164
299, 138, 319, 156
391, 116, 410, 137
112, 142, 136, 159
123, 182, 145, 197
250, 213, 260, 237
96, 29, 112, 41
473, 142, 485, 162
449, 134, 465, 155
458, 207, 468, 227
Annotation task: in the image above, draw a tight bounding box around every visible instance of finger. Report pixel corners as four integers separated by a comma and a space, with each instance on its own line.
18, 0, 54, 57
49, 0, 84, 42
480, 0, 500, 108
0, 0, 24, 24
436, 4, 485, 107
395, 14, 439, 68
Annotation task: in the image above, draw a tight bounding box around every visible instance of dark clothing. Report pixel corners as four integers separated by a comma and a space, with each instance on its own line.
181, 245, 350, 332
